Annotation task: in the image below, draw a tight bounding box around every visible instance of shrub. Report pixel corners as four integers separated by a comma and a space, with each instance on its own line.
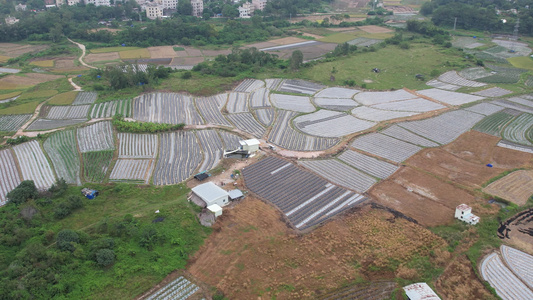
181, 71, 192, 79
139, 226, 159, 250
57, 229, 79, 252
54, 202, 72, 219
7, 180, 39, 205
48, 178, 68, 198
96, 249, 115, 266
67, 196, 84, 210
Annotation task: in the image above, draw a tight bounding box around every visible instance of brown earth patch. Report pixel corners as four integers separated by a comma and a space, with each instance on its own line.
358, 25, 394, 34
183, 47, 203, 57
483, 170, 533, 205
243, 41, 277, 49
0, 73, 62, 89
0, 43, 48, 57
201, 49, 232, 57
147, 46, 178, 59
328, 27, 360, 32
85, 52, 120, 63
187, 201, 445, 299
170, 56, 205, 66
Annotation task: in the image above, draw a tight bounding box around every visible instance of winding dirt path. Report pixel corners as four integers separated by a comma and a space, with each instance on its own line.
67, 37, 97, 70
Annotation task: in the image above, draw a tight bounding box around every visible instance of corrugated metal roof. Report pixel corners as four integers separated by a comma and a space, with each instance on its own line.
192, 182, 228, 203
403, 283, 441, 300
228, 189, 244, 199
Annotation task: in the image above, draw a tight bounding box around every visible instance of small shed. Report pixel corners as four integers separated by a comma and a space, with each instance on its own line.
194, 173, 209, 181
207, 204, 223, 218
239, 139, 260, 153
455, 204, 480, 225
228, 189, 244, 201
191, 182, 229, 207
403, 283, 441, 300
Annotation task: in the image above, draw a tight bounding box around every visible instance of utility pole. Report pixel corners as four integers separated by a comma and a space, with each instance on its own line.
453, 17, 457, 32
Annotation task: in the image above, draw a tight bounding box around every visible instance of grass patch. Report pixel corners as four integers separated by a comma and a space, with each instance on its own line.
0, 100, 41, 115
507, 56, 533, 70
82, 150, 114, 182
118, 49, 151, 60
173, 46, 185, 51
160, 72, 238, 96
30, 60, 55, 68
17, 89, 58, 101
48, 91, 79, 105
90, 46, 142, 53
0, 55, 10, 62
0, 91, 21, 100
318, 32, 358, 44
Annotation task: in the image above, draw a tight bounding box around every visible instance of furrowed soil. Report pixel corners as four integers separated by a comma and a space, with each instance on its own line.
483, 170, 533, 205
187, 200, 445, 299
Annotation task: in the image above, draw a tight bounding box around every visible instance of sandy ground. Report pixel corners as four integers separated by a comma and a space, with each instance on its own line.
147, 46, 178, 59
358, 25, 394, 34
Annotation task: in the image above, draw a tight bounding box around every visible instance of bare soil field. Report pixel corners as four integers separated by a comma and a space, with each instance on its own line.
85, 52, 120, 63
358, 25, 394, 34
201, 49, 232, 57
0, 73, 62, 89
147, 46, 177, 59
483, 170, 533, 205
170, 57, 205, 66
0, 43, 48, 57
187, 199, 446, 299
500, 209, 533, 254
182, 46, 203, 57
88, 28, 122, 33
266, 42, 337, 60
243, 41, 277, 49
270, 37, 308, 45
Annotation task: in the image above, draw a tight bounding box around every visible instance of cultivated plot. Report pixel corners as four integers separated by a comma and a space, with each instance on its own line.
195, 95, 232, 126
371, 98, 446, 112
118, 133, 158, 158
354, 90, 417, 106
90, 99, 132, 118
234, 79, 265, 93
459, 67, 493, 80
226, 113, 266, 138
243, 156, 365, 230
269, 110, 339, 151
314, 97, 359, 111
501, 113, 533, 145
351, 133, 422, 163
473, 111, 517, 136
483, 170, 533, 205
437, 71, 486, 87
465, 102, 505, 115
254, 108, 274, 126
298, 159, 377, 192
82, 151, 113, 182
398, 110, 485, 144
110, 159, 154, 184
276, 79, 325, 95
472, 87, 512, 97
270, 94, 315, 112
426, 79, 460, 91
77, 121, 115, 153
417, 88, 485, 106
226, 92, 249, 114
380, 125, 439, 147
249, 88, 271, 108
13, 140, 55, 190
500, 245, 533, 289
72, 92, 97, 105
0, 114, 31, 131
153, 132, 202, 185
265, 78, 283, 90
0, 149, 21, 206
26, 118, 86, 131
481, 253, 533, 300
145, 276, 200, 300
507, 96, 533, 108
492, 99, 533, 114
219, 130, 242, 150
497, 140, 533, 154
314, 87, 359, 98
338, 149, 399, 179
43, 130, 81, 185
351, 106, 418, 122
133, 93, 204, 125
46, 105, 90, 119
294, 110, 375, 137
196, 130, 223, 173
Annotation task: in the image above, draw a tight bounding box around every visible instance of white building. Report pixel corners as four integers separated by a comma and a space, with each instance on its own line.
207, 204, 223, 218
455, 204, 480, 225
191, 0, 203, 17
252, 0, 268, 10
67, 0, 81, 6
15, 3, 27, 11
155, 0, 177, 10
403, 283, 441, 300
145, 2, 164, 19
85, 0, 111, 6
5, 16, 19, 25
191, 182, 230, 207
239, 139, 260, 154
238, 2, 254, 18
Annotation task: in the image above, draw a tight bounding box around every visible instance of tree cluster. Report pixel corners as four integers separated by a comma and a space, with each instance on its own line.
94, 64, 172, 90
112, 114, 185, 133
193, 47, 280, 77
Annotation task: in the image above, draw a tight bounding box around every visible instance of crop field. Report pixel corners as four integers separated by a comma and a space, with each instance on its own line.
46, 105, 90, 119
82, 150, 113, 182
478, 65, 528, 84
270, 94, 315, 112
48, 91, 79, 105
437, 71, 486, 87
145, 276, 200, 300
133, 93, 203, 125
90, 99, 132, 118
465, 102, 505, 115
0, 149, 21, 206
497, 140, 533, 154
43, 130, 81, 185
72, 92, 97, 105
0, 91, 21, 101
483, 170, 533, 205
472, 87, 512, 97
77, 121, 115, 153
0, 114, 31, 131
398, 110, 485, 144
458, 67, 493, 80
501, 245, 533, 288
452, 36, 485, 49
315, 87, 359, 98
90, 46, 141, 53
313, 97, 359, 111
351, 133, 422, 163
26, 118, 86, 131
426, 79, 461, 91
501, 113, 533, 145
507, 96, 533, 108
492, 99, 533, 114
354, 90, 417, 106
269, 110, 339, 151
294, 110, 375, 137
243, 156, 365, 230
417, 89, 484, 106
195, 95, 231, 126
218, 130, 242, 150
473, 111, 517, 136
351, 106, 417, 122
275, 79, 325, 95
254, 108, 274, 126
118, 133, 158, 159
338, 149, 399, 179
153, 132, 202, 185
481, 252, 533, 300
265, 78, 283, 90
109, 159, 154, 184
298, 159, 376, 192
13, 140, 56, 190
226, 92, 249, 114
249, 88, 271, 108
318, 32, 357, 44
234, 79, 265, 93
380, 125, 439, 147
226, 113, 266, 138
196, 130, 223, 173
372, 98, 446, 112
118, 49, 151, 60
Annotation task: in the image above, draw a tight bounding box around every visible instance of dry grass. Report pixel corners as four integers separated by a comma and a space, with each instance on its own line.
48, 91, 79, 105
30, 60, 55, 68
318, 33, 358, 44
90, 46, 141, 53
18, 89, 58, 100
483, 170, 533, 205
0, 91, 21, 100
0, 101, 41, 115
147, 46, 177, 59
0, 55, 10, 62
358, 25, 394, 34
118, 48, 151, 60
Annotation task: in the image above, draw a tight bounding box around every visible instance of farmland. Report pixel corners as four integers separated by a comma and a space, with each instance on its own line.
500, 245, 533, 288
338, 149, 399, 179
351, 133, 422, 163
0, 114, 31, 131
195, 94, 232, 126
270, 94, 315, 112
218, 130, 242, 149
109, 159, 154, 184
254, 108, 274, 126
90, 99, 132, 118
501, 113, 533, 145
226, 113, 266, 138
249, 88, 271, 108
234, 79, 264, 93
314, 97, 359, 111
474, 110, 517, 136
153, 132, 202, 185
294, 109, 375, 137
481, 252, 533, 299
483, 170, 533, 205
298, 159, 377, 192
315, 87, 359, 99
12, 140, 56, 190
275, 79, 325, 95
352, 106, 417, 122
77, 121, 115, 153
371, 98, 445, 112
195, 130, 223, 173
465, 102, 505, 115
380, 125, 439, 147
82, 150, 114, 182
354, 90, 416, 106
46, 105, 90, 119
133, 93, 203, 125
0, 149, 21, 205
26, 118, 86, 130
72, 92, 97, 105
226, 92, 249, 114
47, 91, 79, 105
118, 133, 158, 158
43, 130, 81, 185
144, 276, 201, 300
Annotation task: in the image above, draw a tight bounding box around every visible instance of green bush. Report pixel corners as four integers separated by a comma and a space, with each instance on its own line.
57, 229, 80, 252
112, 114, 185, 133
54, 202, 72, 219
68, 196, 84, 210
96, 249, 115, 266
7, 180, 39, 205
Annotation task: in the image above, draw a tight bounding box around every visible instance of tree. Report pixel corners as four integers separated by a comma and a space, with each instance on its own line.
57, 229, 79, 252
289, 50, 303, 71
222, 4, 239, 18
96, 249, 115, 266
178, 0, 193, 15
7, 180, 39, 205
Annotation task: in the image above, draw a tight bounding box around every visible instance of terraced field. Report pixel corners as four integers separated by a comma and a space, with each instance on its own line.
118, 133, 158, 158
298, 159, 377, 192
133, 93, 203, 125
46, 105, 90, 119
352, 106, 417, 122
276, 79, 324, 95
109, 159, 154, 184
270, 94, 315, 112
497, 140, 533, 154
0, 114, 31, 131
254, 108, 274, 126
226, 92, 249, 114
43, 130, 81, 185
313, 97, 359, 111
380, 125, 439, 147
269, 110, 339, 151
234, 79, 264, 93
474, 111, 517, 136
492, 99, 533, 114
218, 130, 242, 150
195, 95, 232, 126
483, 170, 533, 205
314, 87, 359, 98
465, 102, 505, 115
294, 110, 375, 137
354, 90, 416, 106
196, 130, 223, 173
481, 252, 533, 300
437, 71, 486, 87
338, 149, 398, 179
249, 88, 270, 108
371, 98, 446, 112
152, 132, 202, 185
145, 276, 200, 300
82, 150, 113, 182
226, 113, 266, 138
472, 87, 512, 97
13, 140, 55, 190
417, 89, 484, 106
351, 133, 422, 163
90, 99, 132, 118
72, 91, 97, 105
26, 119, 86, 131
500, 245, 533, 289
501, 113, 533, 145
77, 121, 115, 153
265, 78, 283, 90
0, 149, 21, 205
426, 79, 460, 91
507, 96, 533, 108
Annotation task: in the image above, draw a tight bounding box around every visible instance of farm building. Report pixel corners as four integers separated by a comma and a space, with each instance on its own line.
191, 182, 230, 208
240, 139, 260, 154
455, 204, 480, 225
403, 283, 441, 300
228, 189, 244, 201
207, 204, 223, 218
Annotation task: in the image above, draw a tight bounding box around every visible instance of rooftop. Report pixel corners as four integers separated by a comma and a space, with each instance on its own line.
456, 203, 471, 211
192, 182, 228, 202
403, 282, 441, 300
